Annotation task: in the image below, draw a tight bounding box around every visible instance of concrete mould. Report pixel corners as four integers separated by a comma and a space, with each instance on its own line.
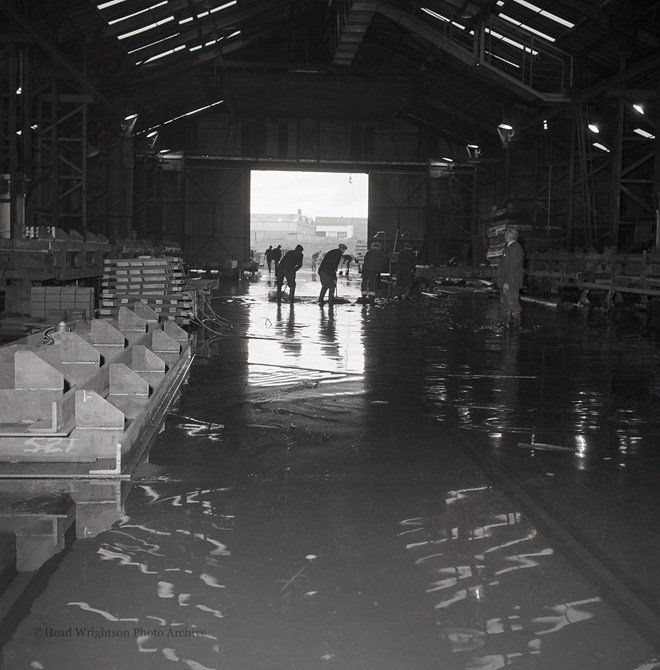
0, 305, 193, 478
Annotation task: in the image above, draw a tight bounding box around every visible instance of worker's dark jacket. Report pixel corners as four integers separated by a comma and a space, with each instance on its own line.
318, 248, 344, 277
396, 249, 416, 275
362, 249, 388, 274
496, 241, 523, 289
276, 250, 303, 276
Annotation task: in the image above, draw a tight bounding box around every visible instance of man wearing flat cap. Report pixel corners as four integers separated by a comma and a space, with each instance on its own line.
318, 243, 347, 305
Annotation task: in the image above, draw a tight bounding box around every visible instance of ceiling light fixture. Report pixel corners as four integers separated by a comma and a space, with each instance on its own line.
497, 123, 515, 147
466, 144, 481, 159
634, 128, 655, 139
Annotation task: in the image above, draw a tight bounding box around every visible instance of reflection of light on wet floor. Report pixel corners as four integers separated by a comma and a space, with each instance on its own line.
65, 486, 231, 668
245, 303, 366, 380
248, 364, 361, 388
67, 601, 138, 622
394, 485, 648, 665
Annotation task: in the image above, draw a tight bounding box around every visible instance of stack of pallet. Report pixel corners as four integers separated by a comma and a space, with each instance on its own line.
99, 256, 193, 325
486, 201, 534, 265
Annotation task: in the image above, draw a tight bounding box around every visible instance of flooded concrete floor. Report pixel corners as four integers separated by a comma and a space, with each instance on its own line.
2, 269, 660, 669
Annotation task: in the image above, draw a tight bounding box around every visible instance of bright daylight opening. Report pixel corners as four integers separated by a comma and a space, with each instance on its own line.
250, 170, 369, 269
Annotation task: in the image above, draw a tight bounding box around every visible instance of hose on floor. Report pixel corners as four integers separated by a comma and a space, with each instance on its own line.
181, 265, 234, 332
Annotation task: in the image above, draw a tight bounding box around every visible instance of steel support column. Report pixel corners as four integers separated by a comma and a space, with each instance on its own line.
611, 91, 624, 250
655, 50, 660, 247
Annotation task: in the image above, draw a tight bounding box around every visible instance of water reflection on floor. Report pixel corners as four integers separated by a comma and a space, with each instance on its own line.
2, 271, 660, 668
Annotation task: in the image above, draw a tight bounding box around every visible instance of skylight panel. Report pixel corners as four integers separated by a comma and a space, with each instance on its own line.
141, 44, 186, 64
511, 0, 574, 29
486, 27, 538, 55
499, 13, 555, 41
189, 30, 239, 52
98, 0, 129, 10
190, 36, 224, 51
145, 99, 224, 130
118, 16, 175, 40
421, 7, 466, 30
489, 52, 521, 69
634, 128, 655, 139
180, 0, 237, 24
210, 1, 237, 15
108, 2, 168, 26
127, 33, 181, 55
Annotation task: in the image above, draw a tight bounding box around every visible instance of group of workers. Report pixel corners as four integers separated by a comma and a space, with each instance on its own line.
262, 226, 524, 326
264, 245, 282, 272
265, 240, 420, 306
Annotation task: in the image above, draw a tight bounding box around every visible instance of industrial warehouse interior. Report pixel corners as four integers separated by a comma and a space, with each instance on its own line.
1, 0, 660, 668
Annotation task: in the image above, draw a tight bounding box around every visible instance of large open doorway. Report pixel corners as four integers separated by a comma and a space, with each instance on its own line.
250, 170, 368, 268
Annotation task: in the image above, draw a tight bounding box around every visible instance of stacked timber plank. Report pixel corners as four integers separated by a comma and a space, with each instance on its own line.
99, 256, 193, 325
486, 198, 564, 264
486, 201, 534, 264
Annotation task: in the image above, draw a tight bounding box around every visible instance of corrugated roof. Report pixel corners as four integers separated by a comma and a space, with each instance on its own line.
2, 0, 657, 146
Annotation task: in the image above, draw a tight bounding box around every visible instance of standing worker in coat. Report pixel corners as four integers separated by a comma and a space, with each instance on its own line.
496, 228, 524, 327
318, 243, 347, 305
265, 245, 274, 272
360, 242, 388, 305
395, 243, 417, 300
275, 245, 304, 304
272, 245, 282, 272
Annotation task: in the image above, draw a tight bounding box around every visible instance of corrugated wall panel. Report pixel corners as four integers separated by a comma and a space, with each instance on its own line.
183, 166, 250, 268
368, 173, 429, 254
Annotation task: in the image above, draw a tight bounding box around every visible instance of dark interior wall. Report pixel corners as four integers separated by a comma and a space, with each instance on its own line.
149, 111, 466, 265
183, 165, 250, 269
173, 112, 452, 164
368, 173, 429, 256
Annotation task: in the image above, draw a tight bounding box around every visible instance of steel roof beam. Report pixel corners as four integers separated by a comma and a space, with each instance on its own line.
0, 0, 123, 118
522, 54, 658, 133
420, 94, 495, 134
332, 1, 379, 66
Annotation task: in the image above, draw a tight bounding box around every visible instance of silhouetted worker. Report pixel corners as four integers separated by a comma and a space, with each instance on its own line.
318, 243, 347, 305
265, 245, 274, 272
311, 250, 321, 272
340, 252, 354, 277
396, 243, 417, 300
272, 245, 282, 271
496, 227, 524, 327
360, 242, 388, 305
276, 244, 304, 304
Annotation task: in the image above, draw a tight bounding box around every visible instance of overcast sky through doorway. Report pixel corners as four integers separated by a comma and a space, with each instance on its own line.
250, 170, 368, 219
